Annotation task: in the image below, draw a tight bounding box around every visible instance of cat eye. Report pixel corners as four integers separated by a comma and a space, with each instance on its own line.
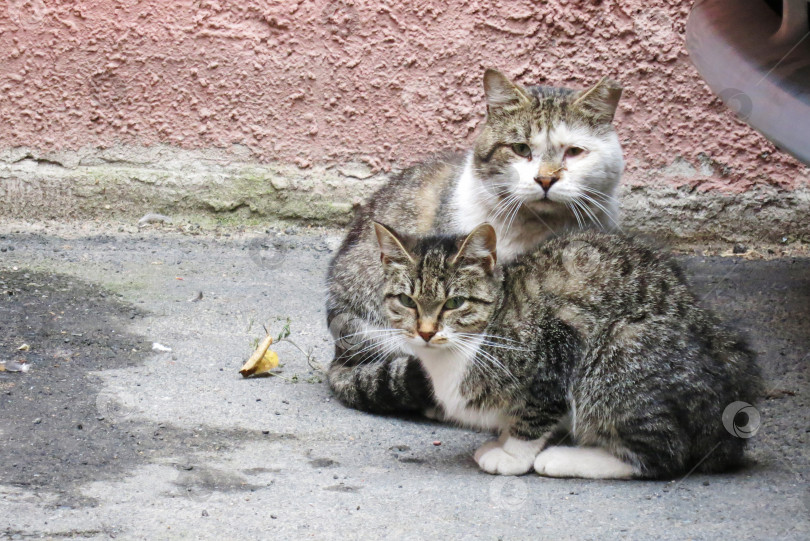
565, 146, 585, 158
398, 294, 417, 309
443, 297, 466, 310
510, 143, 532, 158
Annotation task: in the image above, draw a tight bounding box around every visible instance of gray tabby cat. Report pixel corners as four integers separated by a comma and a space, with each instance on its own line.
372, 222, 762, 479
327, 69, 624, 414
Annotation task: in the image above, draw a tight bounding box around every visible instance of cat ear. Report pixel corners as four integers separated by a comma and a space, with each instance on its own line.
373, 222, 414, 267
571, 77, 622, 123
451, 223, 497, 273
483, 69, 531, 110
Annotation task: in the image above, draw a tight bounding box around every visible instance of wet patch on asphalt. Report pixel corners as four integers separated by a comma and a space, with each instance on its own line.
0, 269, 289, 509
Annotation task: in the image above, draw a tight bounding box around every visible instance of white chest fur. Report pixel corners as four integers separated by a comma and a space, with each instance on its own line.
450, 154, 543, 263
410, 339, 506, 431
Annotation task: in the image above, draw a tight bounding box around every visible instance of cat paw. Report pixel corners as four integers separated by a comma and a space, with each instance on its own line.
473, 438, 505, 463
474, 435, 543, 476
476, 447, 535, 475
534, 446, 635, 479
423, 407, 446, 422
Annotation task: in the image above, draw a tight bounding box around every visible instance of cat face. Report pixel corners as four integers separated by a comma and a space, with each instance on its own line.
472, 70, 624, 223
374, 223, 501, 351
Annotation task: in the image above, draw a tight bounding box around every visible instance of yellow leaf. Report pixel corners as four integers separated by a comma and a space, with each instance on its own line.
258, 350, 279, 371
239, 333, 279, 377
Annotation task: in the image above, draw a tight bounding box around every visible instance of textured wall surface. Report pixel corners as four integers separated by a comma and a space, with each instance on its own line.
0, 0, 807, 193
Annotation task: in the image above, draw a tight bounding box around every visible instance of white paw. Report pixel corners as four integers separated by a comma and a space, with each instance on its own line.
534, 446, 636, 479
474, 434, 546, 476
473, 432, 508, 463
476, 447, 535, 475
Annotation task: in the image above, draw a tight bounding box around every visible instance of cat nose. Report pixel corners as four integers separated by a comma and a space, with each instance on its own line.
535, 174, 560, 192
418, 330, 436, 343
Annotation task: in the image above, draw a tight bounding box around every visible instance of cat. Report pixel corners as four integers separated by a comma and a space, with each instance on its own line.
371, 221, 763, 479
327, 69, 625, 415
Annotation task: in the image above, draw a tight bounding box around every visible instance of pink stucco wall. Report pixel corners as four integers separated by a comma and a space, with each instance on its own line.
0, 0, 807, 192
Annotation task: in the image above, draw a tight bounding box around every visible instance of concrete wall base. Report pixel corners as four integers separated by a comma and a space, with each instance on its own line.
1, 145, 807, 243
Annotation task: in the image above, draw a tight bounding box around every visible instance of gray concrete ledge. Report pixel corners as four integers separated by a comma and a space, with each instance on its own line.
1, 145, 808, 242
620, 183, 810, 243
0, 145, 386, 226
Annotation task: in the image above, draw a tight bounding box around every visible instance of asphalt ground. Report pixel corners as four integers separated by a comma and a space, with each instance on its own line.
0, 221, 808, 540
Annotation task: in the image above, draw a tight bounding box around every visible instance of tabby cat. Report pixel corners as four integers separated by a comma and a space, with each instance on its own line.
327, 69, 624, 414
371, 222, 762, 479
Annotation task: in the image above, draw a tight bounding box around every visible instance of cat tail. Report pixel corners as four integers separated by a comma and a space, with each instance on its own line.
327, 345, 436, 415
697, 328, 765, 474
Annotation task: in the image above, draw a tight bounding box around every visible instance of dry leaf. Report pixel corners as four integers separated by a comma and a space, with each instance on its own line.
17, 344, 30, 351
240, 349, 279, 377
239, 334, 279, 377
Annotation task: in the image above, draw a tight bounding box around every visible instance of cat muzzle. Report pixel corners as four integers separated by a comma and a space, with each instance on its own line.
535, 164, 564, 192
418, 330, 437, 343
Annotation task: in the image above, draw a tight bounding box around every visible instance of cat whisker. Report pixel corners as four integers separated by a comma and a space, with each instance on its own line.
355, 332, 407, 355
577, 190, 623, 231
567, 201, 586, 230
453, 336, 520, 386
469, 180, 513, 202
449, 341, 501, 383
572, 198, 602, 229
335, 332, 408, 368
478, 341, 529, 352
473, 348, 520, 387
348, 339, 409, 371
581, 200, 618, 230
336, 327, 406, 341
503, 196, 524, 237
346, 346, 408, 374
490, 192, 523, 236
334, 328, 406, 348
456, 348, 502, 385
455, 332, 527, 347
578, 187, 622, 212
519, 203, 559, 237
473, 349, 520, 385
487, 200, 511, 223
579, 185, 619, 202
489, 193, 521, 223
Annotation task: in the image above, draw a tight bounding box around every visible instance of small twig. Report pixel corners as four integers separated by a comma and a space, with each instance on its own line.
279, 337, 323, 373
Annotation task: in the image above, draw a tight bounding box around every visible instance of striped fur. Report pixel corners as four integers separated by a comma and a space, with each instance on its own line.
375, 226, 763, 479
327, 69, 625, 414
